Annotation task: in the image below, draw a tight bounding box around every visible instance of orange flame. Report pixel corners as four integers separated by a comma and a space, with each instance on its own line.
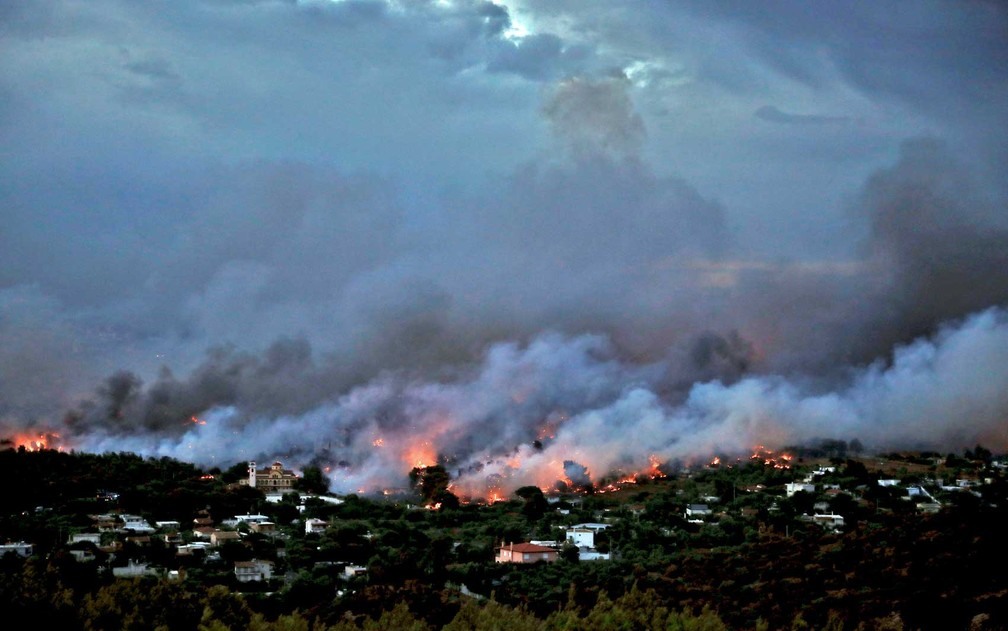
404, 441, 437, 469
190, 416, 207, 426
750, 445, 793, 469
10, 432, 61, 452
372, 438, 384, 447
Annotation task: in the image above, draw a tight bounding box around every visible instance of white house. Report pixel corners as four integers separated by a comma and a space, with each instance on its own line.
343, 564, 368, 579
233, 514, 271, 525
0, 542, 33, 557
69, 533, 102, 545
785, 483, 816, 497
809, 514, 845, 530
113, 560, 159, 578
120, 515, 155, 533
684, 504, 712, 518
234, 559, 273, 583
305, 518, 329, 535
566, 528, 598, 549
70, 548, 96, 562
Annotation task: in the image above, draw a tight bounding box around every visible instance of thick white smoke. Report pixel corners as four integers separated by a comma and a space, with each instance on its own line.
77, 307, 1008, 496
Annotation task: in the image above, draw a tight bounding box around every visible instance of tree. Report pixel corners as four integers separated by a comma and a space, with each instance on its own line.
222, 461, 251, 484
560, 542, 580, 563
409, 465, 452, 504
295, 466, 329, 495
515, 486, 548, 521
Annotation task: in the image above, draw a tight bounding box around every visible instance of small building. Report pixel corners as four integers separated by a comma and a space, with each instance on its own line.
211, 530, 242, 547
233, 514, 271, 525
0, 542, 34, 557
684, 504, 712, 518
343, 564, 367, 579
155, 520, 181, 530
113, 560, 159, 578
234, 559, 273, 583
495, 542, 558, 564
785, 483, 816, 497
249, 521, 276, 535
120, 515, 155, 533
69, 533, 102, 545
566, 528, 599, 549
305, 518, 329, 535
69, 547, 96, 563
808, 514, 845, 530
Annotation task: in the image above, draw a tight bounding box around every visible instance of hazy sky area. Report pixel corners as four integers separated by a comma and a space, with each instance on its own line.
2, 1, 1007, 493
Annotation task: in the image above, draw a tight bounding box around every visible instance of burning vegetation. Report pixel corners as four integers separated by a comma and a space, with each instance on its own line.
2, 431, 64, 453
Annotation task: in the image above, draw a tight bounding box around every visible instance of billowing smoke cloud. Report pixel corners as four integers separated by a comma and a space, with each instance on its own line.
71, 307, 1008, 496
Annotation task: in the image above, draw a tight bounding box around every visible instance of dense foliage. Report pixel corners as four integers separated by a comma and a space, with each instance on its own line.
2, 446, 1006, 629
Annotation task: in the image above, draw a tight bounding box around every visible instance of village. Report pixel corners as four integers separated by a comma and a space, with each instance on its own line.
1, 443, 1006, 629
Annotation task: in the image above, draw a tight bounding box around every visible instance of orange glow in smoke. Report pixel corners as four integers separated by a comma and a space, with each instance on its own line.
372, 438, 384, 447
190, 416, 207, 426
404, 441, 437, 469
10, 432, 61, 452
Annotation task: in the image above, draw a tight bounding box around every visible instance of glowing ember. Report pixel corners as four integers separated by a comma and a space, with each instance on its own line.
190, 416, 207, 426
372, 438, 384, 447
709, 456, 721, 467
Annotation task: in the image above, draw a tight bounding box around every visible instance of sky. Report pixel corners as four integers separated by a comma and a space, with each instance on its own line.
2, 1, 1007, 494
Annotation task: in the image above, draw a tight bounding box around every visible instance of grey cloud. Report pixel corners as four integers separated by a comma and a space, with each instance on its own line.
755, 105, 849, 125
542, 76, 645, 158
860, 138, 1008, 347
